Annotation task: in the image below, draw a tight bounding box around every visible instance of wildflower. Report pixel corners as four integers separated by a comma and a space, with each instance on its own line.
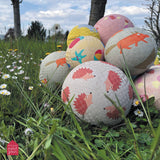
38, 83, 42, 87
9, 68, 14, 72
134, 109, 144, 117
18, 60, 22, 63
12, 61, 17, 65
44, 103, 50, 108
41, 78, 47, 84
24, 128, 33, 136
57, 44, 62, 49
12, 76, 17, 79
133, 98, 140, 107
2, 74, 10, 79
6, 65, 11, 69
17, 70, 24, 75
28, 86, 33, 90
0, 137, 5, 145
17, 66, 22, 70
8, 49, 13, 52
14, 49, 18, 52
0, 84, 7, 89
0, 89, 11, 95
30, 57, 33, 60
50, 107, 54, 113
45, 52, 50, 55
40, 58, 43, 62
23, 76, 30, 80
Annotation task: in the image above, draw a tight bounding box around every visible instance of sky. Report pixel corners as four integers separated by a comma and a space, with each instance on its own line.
0, 0, 150, 36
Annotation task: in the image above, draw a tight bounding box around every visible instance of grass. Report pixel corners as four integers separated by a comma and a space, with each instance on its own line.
0, 38, 160, 160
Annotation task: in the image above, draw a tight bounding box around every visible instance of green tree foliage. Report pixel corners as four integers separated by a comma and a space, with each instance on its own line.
27, 21, 46, 40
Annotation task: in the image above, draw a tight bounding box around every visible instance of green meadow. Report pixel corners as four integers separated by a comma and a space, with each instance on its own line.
0, 38, 160, 160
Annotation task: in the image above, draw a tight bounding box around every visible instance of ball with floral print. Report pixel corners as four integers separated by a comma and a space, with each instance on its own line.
61, 61, 133, 126
66, 36, 104, 69
104, 27, 157, 76
94, 14, 134, 46
39, 51, 70, 88
134, 65, 160, 110
67, 24, 100, 46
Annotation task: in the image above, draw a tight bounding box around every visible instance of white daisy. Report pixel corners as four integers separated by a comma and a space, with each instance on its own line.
12, 76, 17, 79
2, 74, 10, 79
133, 98, 140, 107
0, 84, 7, 89
28, 86, 33, 90
134, 109, 144, 117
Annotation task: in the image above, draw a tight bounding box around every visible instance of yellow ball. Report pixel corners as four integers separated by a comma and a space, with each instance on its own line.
67, 24, 100, 46
66, 36, 104, 69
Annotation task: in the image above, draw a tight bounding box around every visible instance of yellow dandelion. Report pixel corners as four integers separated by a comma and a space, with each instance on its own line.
57, 44, 62, 48
14, 49, 18, 52
154, 56, 160, 65
45, 52, 50, 55
50, 107, 54, 113
8, 49, 13, 52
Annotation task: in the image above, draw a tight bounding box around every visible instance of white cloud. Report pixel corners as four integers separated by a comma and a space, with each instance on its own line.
0, 0, 149, 36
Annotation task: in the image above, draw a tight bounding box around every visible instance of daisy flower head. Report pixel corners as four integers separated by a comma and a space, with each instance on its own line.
0, 89, 11, 96
6, 65, 11, 69
134, 109, 144, 117
2, 74, 10, 79
23, 76, 30, 80
18, 70, 24, 75
24, 128, 33, 136
12, 76, 17, 79
0, 84, 7, 89
28, 86, 33, 91
133, 98, 140, 107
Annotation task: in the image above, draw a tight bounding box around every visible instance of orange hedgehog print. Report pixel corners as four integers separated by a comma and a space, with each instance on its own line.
73, 92, 93, 115
104, 106, 126, 120
104, 71, 122, 92
62, 86, 70, 103
72, 68, 95, 80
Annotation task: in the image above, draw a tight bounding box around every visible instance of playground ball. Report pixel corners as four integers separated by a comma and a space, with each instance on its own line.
39, 51, 70, 88
104, 27, 157, 76
67, 24, 100, 46
134, 65, 160, 110
66, 36, 104, 69
61, 61, 133, 125
94, 14, 134, 45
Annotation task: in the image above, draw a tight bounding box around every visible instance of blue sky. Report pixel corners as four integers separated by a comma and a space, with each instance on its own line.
0, 0, 149, 35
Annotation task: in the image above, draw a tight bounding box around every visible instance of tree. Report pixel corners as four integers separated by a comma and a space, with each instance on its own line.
145, 0, 160, 47
27, 21, 46, 41
11, 0, 22, 38
88, 0, 107, 26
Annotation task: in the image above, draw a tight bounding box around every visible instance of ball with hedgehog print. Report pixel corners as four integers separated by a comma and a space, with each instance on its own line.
61, 61, 133, 126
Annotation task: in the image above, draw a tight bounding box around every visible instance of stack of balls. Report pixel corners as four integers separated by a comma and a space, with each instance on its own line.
39, 13, 158, 126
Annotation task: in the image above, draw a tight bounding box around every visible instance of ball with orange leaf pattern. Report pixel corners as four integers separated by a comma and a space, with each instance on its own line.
39, 51, 70, 88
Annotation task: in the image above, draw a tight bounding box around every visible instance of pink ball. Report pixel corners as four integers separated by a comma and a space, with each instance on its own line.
94, 14, 134, 45
134, 65, 160, 110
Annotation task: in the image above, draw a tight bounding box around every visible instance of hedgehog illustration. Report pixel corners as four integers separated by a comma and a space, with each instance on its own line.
104, 70, 122, 92
73, 92, 93, 115
72, 68, 95, 80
